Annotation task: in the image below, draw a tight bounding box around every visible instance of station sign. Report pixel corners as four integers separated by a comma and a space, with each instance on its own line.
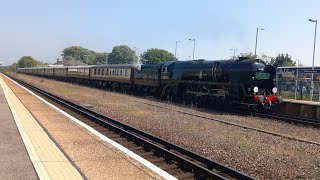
297, 69, 320, 74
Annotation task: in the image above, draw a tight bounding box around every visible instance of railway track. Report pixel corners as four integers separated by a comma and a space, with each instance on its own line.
131, 100, 320, 146
224, 108, 320, 128
136, 97, 320, 128
7, 75, 254, 180
251, 111, 320, 127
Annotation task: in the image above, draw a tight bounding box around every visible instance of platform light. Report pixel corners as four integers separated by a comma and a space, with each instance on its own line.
254, 28, 265, 57
308, 18, 317, 101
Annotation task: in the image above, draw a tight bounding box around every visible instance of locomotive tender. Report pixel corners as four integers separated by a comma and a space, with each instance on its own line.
17, 58, 281, 110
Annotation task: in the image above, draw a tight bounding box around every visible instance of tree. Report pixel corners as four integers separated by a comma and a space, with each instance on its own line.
94, 52, 108, 65
62, 46, 96, 65
260, 54, 272, 64
17, 56, 39, 68
270, 53, 295, 68
239, 52, 255, 59
0, 63, 17, 72
141, 48, 175, 64
107, 45, 137, 64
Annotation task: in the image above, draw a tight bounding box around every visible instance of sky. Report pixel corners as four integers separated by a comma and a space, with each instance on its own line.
0, 0, 320, 66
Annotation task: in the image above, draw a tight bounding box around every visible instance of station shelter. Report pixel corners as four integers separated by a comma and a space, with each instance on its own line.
276, 66, 320, 102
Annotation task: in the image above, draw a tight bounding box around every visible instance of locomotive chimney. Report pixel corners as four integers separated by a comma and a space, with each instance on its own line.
238, 57, 250, 61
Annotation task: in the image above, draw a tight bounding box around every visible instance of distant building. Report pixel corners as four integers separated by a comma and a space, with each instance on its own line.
63, 59, 87, 66
53, 58, 63, 65
53, 58, 87, 66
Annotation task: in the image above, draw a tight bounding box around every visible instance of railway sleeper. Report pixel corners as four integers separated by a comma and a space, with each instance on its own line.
120, 141, 135, 147
139, 151, 154, 158
112, 137, 127, 142
106, 134, 122, 139
129, 146, 145, 151
101, 130, 116, 135
86, 122, 101, 128
159, 164, 179, 171
148, 157, 166, 163
176, 172, 194, 180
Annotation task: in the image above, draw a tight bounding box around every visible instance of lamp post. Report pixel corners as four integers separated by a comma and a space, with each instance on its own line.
309, 18, 317, 101
175, 41, 182, 60
134, 46, 140, 62
189, 38, 196, 60
230, 49, 238, 59
254, 28, 265, 57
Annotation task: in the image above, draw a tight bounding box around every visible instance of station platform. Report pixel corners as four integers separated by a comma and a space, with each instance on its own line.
284, 98, 320, 106
0, 74, 172, 180
0, 76, 38, 179
280, 98, 320, 120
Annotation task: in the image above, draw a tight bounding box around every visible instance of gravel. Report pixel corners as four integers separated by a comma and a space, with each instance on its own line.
12, 73, 320, 179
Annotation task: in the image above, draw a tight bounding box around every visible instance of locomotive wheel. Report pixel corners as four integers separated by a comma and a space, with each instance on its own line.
181, 88, 191, 105
166, 88, 173, 102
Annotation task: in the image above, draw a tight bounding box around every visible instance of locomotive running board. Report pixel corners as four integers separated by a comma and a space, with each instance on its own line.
186, 90, 226, 97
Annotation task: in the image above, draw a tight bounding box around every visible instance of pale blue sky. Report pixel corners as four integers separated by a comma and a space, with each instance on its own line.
0, 0, 320, 66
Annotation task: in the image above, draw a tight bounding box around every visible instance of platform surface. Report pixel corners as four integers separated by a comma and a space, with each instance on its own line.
0, 80, 38, 179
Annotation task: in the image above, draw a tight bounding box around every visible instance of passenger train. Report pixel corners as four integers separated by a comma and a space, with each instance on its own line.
17, 58, 281, 110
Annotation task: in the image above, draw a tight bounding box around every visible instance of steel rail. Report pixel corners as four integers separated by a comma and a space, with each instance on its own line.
262, 113, 320, 127
229, 109, 320, 128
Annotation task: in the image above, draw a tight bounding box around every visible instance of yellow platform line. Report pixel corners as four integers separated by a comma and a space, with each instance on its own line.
0, 76, 83, 180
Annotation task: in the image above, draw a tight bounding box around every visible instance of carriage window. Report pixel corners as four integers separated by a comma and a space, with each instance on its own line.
97, 69, 100, 75
94, 69, 97, 75
125, 69, 128, 77
162, 67, 167, 73
113, 70, 115, 75
106, 69, 109, 75
102, 69, 105, 75
120, 70, 123, 76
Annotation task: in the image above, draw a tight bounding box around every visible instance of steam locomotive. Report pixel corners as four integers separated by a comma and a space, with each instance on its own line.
17, 58, 281, 110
